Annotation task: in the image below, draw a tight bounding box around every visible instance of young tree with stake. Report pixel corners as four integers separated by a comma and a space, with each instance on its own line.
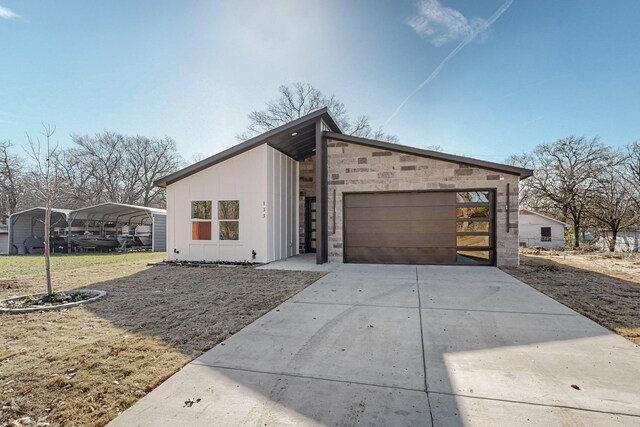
25, 124, 61, 295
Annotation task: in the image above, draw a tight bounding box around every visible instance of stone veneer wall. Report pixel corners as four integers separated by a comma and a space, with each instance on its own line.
326, 139, 521, 266
298, 156, 316, 253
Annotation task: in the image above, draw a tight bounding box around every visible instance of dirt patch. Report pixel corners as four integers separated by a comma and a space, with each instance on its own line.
0, 259, 324, 426
502, 253, 640, 346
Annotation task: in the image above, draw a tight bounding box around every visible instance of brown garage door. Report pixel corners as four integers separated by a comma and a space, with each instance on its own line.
344, 191, 494, 265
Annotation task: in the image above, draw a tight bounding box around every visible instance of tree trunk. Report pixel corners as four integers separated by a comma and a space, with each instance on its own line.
609, 231, 617, 252
45, 203, 53, 295
573, 224, 580, 249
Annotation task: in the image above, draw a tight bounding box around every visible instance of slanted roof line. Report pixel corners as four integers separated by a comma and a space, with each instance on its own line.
519, 208, 569, 226
9, 207, 73, 217
323, 132, 533, 179
155, 107, 341, 187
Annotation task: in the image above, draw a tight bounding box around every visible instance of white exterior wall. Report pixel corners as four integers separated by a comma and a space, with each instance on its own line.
519, 212, 565, 248
166, 145, 269, 263
266, 147, 299, 262
165, 145, 299, 263
597, 231, 640, 252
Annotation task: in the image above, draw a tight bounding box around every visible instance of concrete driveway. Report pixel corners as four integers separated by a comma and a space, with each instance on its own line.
110, 260, 640, 426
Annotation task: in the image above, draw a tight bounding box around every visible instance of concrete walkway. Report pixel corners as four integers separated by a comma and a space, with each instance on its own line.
109, 260, 640, 426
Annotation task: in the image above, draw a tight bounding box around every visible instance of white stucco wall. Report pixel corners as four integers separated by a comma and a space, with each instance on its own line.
519, 211, 566, 248
165, 145, 299, 263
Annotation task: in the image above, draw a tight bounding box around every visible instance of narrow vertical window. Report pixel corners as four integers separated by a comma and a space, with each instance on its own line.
219, 200, 239, 240
191, 201, 212, 240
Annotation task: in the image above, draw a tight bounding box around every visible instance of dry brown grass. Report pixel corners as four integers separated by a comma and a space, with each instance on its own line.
0, 258, 324, 426
502, 252, 640, 346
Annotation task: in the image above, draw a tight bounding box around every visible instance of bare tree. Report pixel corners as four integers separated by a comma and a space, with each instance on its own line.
508, 136, 613, 248
55, 148, 102, 208
586, 151, 639, 251
25, 125, 62, 295
70, 131, 127, 203
124, 136, 184, 207
59, 132, 183, 208
0, 140, 24, 222
239, 82, 398, 143
624, 141, 640, 209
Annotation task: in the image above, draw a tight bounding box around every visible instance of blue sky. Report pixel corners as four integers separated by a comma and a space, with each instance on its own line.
1, 0, 639, 162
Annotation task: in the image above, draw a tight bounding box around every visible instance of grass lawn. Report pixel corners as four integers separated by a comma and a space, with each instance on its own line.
0, 254, 324, 426
502, 251, 640, 346
0, 252, 165, 279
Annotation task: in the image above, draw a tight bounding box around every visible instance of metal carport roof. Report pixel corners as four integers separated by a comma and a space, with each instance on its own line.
10, 207, 73, 218
68, 203, 166, 225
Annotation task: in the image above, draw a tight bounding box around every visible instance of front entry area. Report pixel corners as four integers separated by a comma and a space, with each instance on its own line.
343, 190, 494, 265
305, 197, 317, 253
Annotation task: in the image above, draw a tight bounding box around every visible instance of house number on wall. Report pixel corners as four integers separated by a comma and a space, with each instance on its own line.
263, 201, 266, 218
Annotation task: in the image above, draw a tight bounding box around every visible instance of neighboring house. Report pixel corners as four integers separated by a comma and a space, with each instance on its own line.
518, 209, 567, 249
155, 108, 533, 267
596, 230, 640, 252
0, 225, 8, 254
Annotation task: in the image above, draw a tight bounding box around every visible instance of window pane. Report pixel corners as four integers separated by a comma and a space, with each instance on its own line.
457, 250, 491, 263
192, 221, 211, 240
456, 191, 489, 204
457, 235, 490, 247
218, 200, 239, 220
192, 201, 212, 219
457, 221, 490, 232
456, 207, 489, 218
219, 221, 239, 240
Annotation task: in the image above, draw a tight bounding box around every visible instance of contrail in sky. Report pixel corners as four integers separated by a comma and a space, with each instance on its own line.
385, 0, 513, 125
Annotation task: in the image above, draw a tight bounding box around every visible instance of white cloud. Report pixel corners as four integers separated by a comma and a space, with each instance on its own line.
0, 4, 19, 19
387, 0, 512, 124
407, 0, 491, 47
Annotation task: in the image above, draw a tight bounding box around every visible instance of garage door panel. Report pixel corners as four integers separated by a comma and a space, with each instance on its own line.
344, 192, 455, 208
343, 191, 494, 266
345, 219, 456, 234
345, 206, 453, 221
346, 247, 457, 264
348, 233, 456, 248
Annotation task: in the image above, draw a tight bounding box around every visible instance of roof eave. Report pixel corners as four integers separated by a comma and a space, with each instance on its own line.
155, 107, 342, 187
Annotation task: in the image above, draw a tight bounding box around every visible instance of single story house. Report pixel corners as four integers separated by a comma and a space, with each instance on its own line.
596, 230, 639, 252
518, 209, 567, 249
155, 108, 533, 266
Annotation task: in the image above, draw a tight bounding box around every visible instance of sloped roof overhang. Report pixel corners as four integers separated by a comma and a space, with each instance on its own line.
154, 108, 341, 187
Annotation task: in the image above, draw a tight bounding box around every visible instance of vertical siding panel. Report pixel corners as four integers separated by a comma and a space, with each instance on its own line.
152, 214, 167, 252
273, 151, 282, 259
288, 158, 294, 256
267, 148, 274, 262
293, 160, 300, 255
282, 153, 286, 258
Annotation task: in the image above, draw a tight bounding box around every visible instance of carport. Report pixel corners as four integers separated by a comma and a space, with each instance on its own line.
67, 203, 166, 252
8, 207, 72, 254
